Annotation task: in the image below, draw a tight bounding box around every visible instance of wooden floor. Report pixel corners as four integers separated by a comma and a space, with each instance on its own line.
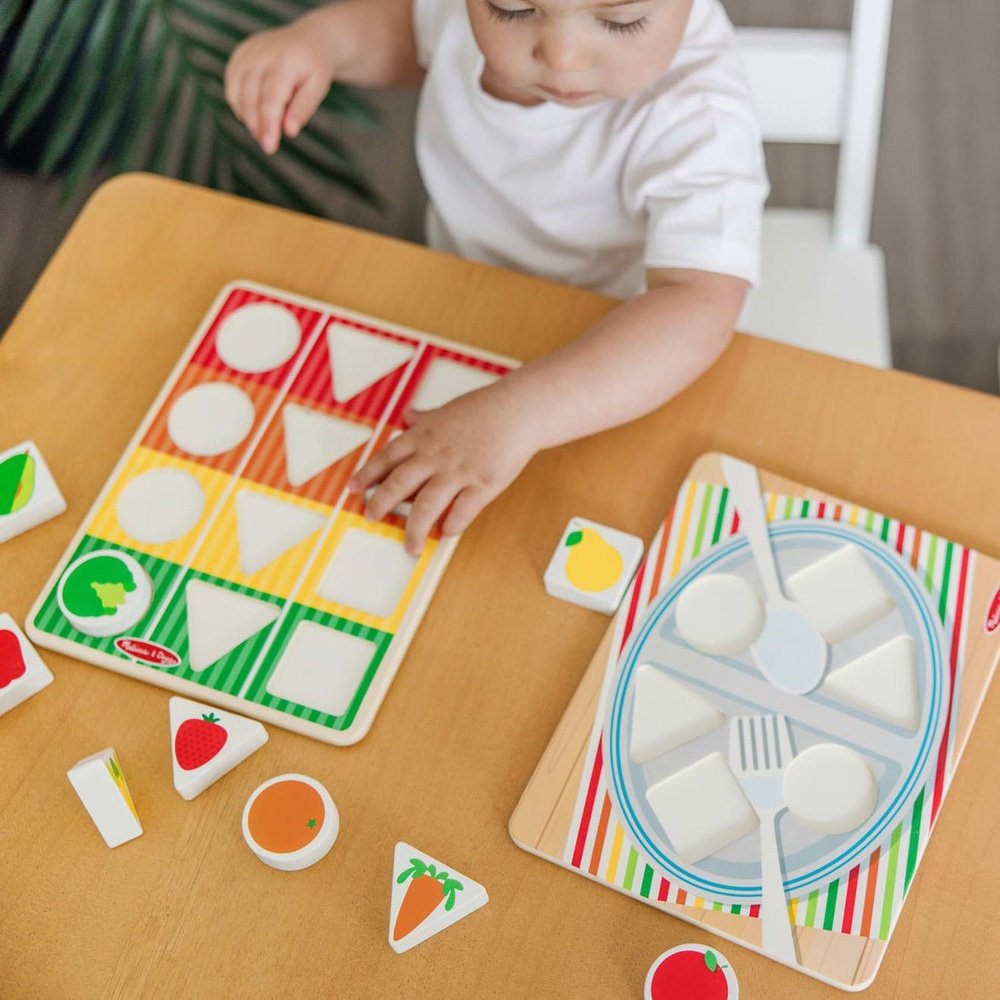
2, 1, 998, 394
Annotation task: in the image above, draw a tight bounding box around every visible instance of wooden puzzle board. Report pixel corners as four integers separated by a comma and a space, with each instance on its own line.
510, 452, 1000, 991
27, 281, 516, 745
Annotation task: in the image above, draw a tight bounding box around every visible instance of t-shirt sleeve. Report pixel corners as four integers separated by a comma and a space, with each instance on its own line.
626, 95, 769, 287
412, 0, 457, 69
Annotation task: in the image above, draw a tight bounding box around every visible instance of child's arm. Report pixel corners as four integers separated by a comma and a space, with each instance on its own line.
351, 269, 748, 553
225, 0, 422, 155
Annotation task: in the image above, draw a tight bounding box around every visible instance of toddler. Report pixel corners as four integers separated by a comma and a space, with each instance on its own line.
226, 0, 768, 553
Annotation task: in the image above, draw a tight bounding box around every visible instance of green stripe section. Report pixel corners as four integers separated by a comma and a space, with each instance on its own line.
904, 789, 925, 890
623, 848, 639, 892
865, 510, 876, 533
924, 535, 939, 591
782, 496, 794, 518
879, 822, 904, 939
640, 865, 654, 898
31, 536, 183, 660
822, 879, 840, 930
880, 515, 891, 543
245, 602, 391, 731
691, 485, 713, 557
938, 542, 954, 623
731, 904, 742, 916
805, 889, 819, 927
712, 901, 723, 912
711, 487, 729, 544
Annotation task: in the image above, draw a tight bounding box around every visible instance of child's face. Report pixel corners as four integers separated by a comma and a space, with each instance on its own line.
467, 0, 693, 106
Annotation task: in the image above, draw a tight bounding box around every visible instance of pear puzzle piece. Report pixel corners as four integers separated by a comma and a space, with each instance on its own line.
0, 613, 53, 717
170, 696, 268, 800
67, 747, 143, 848
389, 842, 488, 954
544, 516, 644, 614
0, 440, 66, 543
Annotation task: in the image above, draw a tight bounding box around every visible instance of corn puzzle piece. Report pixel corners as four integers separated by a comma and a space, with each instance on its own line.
67, 748, 143, 848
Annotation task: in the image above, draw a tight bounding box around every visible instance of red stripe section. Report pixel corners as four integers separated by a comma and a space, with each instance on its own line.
749, 904, 760, 918
817, 501, 826, 518
656, 878, 670, 902
731, 510, 740, 535
931, 547, 971, 820
618, 559, 648, 655
841, 864, 860, 933
895, 521, 907, 555
571, 743, 604, 869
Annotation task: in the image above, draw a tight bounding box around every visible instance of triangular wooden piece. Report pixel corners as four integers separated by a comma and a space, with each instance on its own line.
184, 579, 281, 672
235, 489, 326, 575
823, 635, 920, 730
388, 842, 488, 954
630, 664, 725, 763
282, 404, 372, 487
327, 324, 415, 403
169, 696, 268, 800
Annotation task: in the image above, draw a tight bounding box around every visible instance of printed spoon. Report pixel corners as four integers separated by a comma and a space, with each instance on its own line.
721, 455, 827, 694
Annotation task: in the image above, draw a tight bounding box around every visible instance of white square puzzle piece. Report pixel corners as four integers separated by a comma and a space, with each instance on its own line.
67, 747, 143, 848
266, 620, 376, 717
645, 752, 758, 864
318, 529, 417, 618
0, 440, 66, 542
170, 696, 269, 800
787, 544, 894, 642
544, 517, 644, 614
0, 613, 53, 717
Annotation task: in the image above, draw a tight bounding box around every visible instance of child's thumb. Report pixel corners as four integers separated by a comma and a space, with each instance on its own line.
284, 76, 329, 138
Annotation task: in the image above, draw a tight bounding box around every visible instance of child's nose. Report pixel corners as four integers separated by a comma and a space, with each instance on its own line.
534, 24, 591, 73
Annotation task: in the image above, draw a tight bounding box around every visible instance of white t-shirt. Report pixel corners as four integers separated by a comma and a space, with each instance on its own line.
412, 0, 769, 298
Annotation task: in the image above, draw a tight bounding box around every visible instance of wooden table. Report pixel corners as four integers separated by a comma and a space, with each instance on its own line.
2, 173, 999, 999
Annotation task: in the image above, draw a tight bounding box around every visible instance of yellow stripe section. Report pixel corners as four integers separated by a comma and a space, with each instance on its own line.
669, 483, 697, 580
605, 824, 625, 882
766, 491, 780, 521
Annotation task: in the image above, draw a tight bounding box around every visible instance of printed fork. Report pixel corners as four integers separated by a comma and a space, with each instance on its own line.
728, 713, 799, 965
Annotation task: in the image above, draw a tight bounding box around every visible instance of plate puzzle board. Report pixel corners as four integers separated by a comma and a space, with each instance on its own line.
27, 281, 516, 745
510, 452, 1000, 991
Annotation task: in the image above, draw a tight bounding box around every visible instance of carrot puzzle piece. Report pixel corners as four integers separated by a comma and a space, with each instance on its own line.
388, 842, 488, 954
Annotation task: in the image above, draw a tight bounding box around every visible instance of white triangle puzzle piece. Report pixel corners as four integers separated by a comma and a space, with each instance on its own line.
184, 579, 281, 672
327, 324, 416, 403
822, 635, 920, 730
630, 664, 725, 763
410, 359, 499, 411
389, 842, 488, 954
235, 489, 326, 575
282, 404, 373, 487
169, 696, 269, 800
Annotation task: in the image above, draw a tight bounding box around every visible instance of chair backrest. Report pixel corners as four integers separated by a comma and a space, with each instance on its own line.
734, 0, 893, 248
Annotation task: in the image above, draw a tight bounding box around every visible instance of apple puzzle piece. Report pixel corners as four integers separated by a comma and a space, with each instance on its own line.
0, 613, 53, 718
389, 842, 489, 954
544, 517, 644, 614
67, 747, 143, 848
0, 440, 66, 543
170, 696, 268, 800
645, 944, 739, 1000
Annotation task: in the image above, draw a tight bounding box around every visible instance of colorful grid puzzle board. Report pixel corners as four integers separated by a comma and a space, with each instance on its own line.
510, 453, 1000, 991
27, 281, 517, 745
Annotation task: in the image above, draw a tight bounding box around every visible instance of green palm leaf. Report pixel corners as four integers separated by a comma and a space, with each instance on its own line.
0, 0, 380, 213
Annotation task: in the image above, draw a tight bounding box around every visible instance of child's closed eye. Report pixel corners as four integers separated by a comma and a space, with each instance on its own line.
486, 1, 534, 22
599, 16, 648, 35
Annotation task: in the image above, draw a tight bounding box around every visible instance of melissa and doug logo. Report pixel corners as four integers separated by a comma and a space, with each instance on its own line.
115, 637, 181, 667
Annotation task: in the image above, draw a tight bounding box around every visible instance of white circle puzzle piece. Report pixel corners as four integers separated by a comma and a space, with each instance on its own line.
116, 467, 206, 544
783, 743, 877, 835
675, 573, 764, 655
215, 302, 301, 373
57, 550, 153, 637
242, 773, 339, 871
167, 382, 255, 456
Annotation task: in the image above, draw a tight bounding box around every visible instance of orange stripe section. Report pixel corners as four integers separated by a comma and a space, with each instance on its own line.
588, 793, 613, 876
648, 510, 674, 597
860, 846, 881, 938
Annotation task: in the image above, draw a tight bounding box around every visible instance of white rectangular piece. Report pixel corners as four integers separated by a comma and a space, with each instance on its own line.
0, 440, 66, 543
67, 748, 143, 848
0, 613, 54, 717
544, 517, 644, 614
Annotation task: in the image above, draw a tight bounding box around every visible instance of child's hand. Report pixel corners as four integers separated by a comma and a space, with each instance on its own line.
225, 20, 337, 154
349, 386, 538, 555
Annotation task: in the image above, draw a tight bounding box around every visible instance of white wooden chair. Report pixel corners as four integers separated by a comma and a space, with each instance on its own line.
736, 0, 894, 368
